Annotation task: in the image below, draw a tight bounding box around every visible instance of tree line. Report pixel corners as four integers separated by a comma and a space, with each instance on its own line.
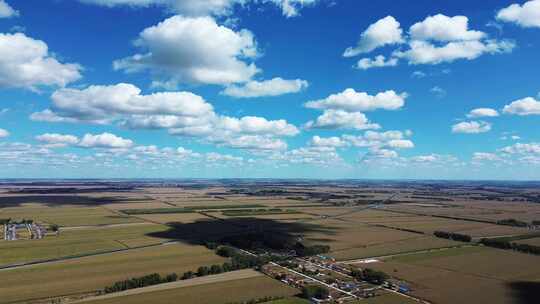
480, 238, 540, 255
103, 245, 271, 294
433, 231, 472, 242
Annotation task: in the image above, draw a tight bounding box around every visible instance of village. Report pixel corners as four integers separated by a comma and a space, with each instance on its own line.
238, 245, 417, 304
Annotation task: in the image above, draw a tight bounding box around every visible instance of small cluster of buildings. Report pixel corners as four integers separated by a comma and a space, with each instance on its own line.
262, 255, 395, 304
3, 222, 47, 241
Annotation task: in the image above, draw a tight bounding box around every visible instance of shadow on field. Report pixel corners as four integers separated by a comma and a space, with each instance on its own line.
146, 217, 338, 250
508, 281, 540, 304
0, 195, 145, 208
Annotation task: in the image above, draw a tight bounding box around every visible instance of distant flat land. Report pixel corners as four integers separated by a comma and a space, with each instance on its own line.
1, 180, 540, 304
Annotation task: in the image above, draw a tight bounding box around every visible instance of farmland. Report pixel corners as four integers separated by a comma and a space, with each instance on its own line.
80, 270, 299, 304
1, 180, 540, 304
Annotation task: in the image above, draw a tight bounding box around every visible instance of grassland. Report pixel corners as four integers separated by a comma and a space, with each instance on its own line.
0, 243, 226, 304
80, 272, 299, 304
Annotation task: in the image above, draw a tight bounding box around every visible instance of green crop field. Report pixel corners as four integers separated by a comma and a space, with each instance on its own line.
0, 243, 226, 304
81, 275, 299, 304
0, 223, 172, 266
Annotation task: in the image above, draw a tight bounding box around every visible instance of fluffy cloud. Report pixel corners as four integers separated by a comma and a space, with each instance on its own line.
0, 33, 82, 90
114, 15, 259, 86
500, 142, 540, 155
36, 133, 79, 148
222, 77, 308, 98
394, 39, 515, 65
33, 83, 299, 152
343, 130, 414, 150
305, 89, 406, 112
33, 83, 213, 123
304, 110, 380, 130
78, 133, 134, 149
343, 16, 403, 57
467, 108, 499, 118
266, 0, 319, 17
169, 115, 299, 150
503, 97, 540, 115
0, 128, 9, 138
387, 139, 414, 149
497, 0, 540, 28
310, 136, 349, 148
348, 14, 514, 67
355, 55, 398, 70
269, 146, 344, 166
452, 121, 492, 134
0, 0, 17, 18
409, 14, 485, 42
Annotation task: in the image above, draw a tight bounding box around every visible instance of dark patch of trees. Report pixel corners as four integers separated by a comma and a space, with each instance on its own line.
351, 268, 389, 285
433, 231, 472, 242
103, 272, 178, 293
480, 238, 540, 255
496, 218, 529, 227
225, 296, 286, 304
301, 285, 329, 299
294, 243, 330, 257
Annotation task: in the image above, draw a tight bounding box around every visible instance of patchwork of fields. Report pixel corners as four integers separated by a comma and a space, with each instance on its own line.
1, 181, 540, 304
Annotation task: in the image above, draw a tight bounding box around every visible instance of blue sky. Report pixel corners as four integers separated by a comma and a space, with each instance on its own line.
0, 0, 539, 179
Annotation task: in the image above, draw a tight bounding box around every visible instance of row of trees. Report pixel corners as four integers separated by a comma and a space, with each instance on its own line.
225, 296, 286, 304
433, 231, 472, 242
480, 238, 540, 255
351, 268, 389, 285
496, 218, 529, 227
104, 246, 267, 294
103, 273, 178, 293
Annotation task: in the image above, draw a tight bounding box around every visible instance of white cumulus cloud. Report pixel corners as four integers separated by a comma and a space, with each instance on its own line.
0, 0, 18, 18
36, 133, 79, 148
114, 15, 259, 86
78, 133, 134, 149
305, 88, 407, 112
343, 16, 404, 57
222, 77, 308, 98
304, 110, 380, 130
0, 33, 82, 90
409, 14, 485, 42
497, 0, 540, 28
355, 55, 398, 70
503, 97, 540, 116
467, 108, 499, 118
452, 121, 492, 134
